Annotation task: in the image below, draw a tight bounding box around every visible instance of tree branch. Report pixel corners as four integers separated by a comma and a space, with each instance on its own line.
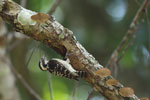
48, 0, 63, 15
0, 0, 147, 100
106, 0, 149, 69
9, 61, 43, 100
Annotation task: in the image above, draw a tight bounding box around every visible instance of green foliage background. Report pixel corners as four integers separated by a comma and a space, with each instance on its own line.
10, 0, 150, 100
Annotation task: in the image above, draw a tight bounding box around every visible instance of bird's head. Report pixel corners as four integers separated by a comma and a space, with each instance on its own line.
39, 57, 48, 71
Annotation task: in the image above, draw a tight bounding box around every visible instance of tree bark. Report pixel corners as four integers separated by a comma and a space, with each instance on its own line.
0, 0, 148, 100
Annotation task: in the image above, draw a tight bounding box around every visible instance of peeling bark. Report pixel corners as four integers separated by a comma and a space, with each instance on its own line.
0, 0, 148, 100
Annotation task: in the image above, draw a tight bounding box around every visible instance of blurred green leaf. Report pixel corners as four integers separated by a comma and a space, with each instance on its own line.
26, 0, 53, 13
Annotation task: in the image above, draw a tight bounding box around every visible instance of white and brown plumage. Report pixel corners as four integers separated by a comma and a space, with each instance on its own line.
39, 57, 87, 80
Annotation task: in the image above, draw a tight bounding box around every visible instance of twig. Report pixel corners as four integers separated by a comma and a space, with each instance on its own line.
5, 31, 42, 100
8, 62, 43, 100
117, 34, 136, 64
26, 47, 35, 68
134, 0, 141, 6
48, 0, 63, 15
87, 90, 94, 100
20, 0, 27, 7
117, 7, 147, 64
26, 42, 39, 69
117, 18, 144, 64
72, 81, 78, 100
106, 0, 149, 68
145, 8, 150, 51
47, 73, 53, 100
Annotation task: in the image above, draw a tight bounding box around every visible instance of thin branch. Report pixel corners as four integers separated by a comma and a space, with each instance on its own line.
117, 19, 144, 64
26, 47, 35, 68
6, 34, 43, 100
72, 81, 78, 100
145, 8, 150, 51
117, 34, 136, 64
112, 10, 146, 75
8, 62, 43, 100
134, 0, 141, 6
26, 42, 39, 69
48, 0, 63, 15
87, 90, 94, 100
47, 73, 53, 100
106, 0, 149, 68
20, 0, 26, 8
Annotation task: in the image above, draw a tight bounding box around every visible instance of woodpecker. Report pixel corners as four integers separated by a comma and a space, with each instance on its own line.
39, 57, 87, 80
